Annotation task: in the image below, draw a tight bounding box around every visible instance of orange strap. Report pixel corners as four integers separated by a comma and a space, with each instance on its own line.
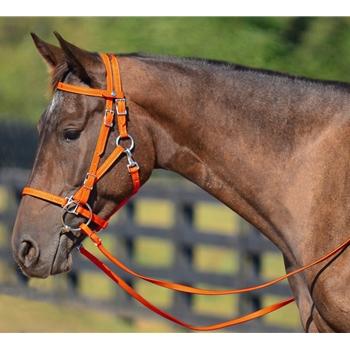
80, 223, 350, 295
79, 244, 294, 331
23, 54, 141, 231
77, 222, 350, 330
22, 144, 132, 230
58, 53, 125, 206
22, 187, 68, 207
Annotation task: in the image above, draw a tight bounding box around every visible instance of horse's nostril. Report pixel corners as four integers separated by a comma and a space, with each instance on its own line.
19, 241, 38, 267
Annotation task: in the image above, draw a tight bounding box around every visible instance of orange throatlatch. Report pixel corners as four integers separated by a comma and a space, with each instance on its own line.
21, 53, 350, 331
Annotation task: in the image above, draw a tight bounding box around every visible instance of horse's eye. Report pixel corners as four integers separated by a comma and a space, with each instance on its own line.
63, 129, 81, 142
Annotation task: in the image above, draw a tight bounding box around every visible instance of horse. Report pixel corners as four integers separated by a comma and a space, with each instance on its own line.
11, 31, 350, 332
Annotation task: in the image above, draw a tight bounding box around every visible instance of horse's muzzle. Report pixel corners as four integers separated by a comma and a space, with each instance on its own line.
12, 232, 73, 278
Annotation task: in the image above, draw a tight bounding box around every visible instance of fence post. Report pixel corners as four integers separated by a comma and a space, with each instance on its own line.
237, 223, 262, 321
114, 201, 136, 325
249, 226, 263, 318
171, 202, 194, 321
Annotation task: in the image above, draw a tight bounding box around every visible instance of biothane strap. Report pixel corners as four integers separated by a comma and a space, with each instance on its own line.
22, 53, 140, 230
58, 54, 128, 206
76, 221, 350, 330
79, 241, 294, 331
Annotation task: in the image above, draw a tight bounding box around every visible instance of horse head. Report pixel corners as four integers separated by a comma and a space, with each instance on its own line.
11, 32, 155, 278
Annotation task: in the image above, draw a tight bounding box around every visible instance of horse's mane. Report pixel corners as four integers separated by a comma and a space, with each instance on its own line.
49, 52, 350, 95
125, 53, 350, 92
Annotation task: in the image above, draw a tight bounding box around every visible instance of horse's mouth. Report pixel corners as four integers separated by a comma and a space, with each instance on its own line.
50, 235, 73, 275
49, 234, 76, 276
14, 227, 84, 279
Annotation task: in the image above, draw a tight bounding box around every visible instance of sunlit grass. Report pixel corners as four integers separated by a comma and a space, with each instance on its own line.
79, 271, 116, 301
195, 203, 240, 235
262, 295, 301, 330
0, 294, 134, 333
193, 245, 239, 274
134, 279, 173, 308
134, 199, 175, 228
192, 284, 239, 318
134, 237, 174, 268
261, 252, 289, 283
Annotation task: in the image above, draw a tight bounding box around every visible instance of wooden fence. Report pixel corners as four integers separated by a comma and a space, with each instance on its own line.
0, 122, 302, 332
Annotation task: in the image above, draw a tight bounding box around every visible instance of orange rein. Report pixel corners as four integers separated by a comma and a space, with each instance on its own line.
22, 53, 350, 331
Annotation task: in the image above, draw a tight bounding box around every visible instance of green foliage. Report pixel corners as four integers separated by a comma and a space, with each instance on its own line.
1, 17, 350, 124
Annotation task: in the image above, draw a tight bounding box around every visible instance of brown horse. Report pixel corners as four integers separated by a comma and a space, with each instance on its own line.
11, 32, 350, 332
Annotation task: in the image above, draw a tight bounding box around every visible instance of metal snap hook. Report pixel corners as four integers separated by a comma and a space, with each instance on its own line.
124, 148, 139, 170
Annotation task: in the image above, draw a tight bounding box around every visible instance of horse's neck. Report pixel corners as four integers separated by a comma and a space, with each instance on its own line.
120, 55, 350, 255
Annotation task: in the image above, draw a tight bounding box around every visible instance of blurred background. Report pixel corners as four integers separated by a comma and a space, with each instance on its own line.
1, 16, 350, 333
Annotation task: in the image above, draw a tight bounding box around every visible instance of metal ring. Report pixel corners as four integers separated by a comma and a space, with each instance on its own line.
60, 200, 92, 233
116, 134, 135, 151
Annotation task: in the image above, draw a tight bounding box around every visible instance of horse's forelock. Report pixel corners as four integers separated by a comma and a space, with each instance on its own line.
49, 61, 69, 94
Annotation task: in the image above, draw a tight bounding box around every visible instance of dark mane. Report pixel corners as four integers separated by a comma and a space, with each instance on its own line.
50, 52, 350, 95
121, 53, 350, 92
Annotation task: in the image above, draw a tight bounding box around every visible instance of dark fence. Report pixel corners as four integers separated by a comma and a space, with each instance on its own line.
0, 122, 302, 332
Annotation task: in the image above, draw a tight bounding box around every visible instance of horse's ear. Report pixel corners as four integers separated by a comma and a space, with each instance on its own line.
31, 32, 63, 71
53, 31, 99, 86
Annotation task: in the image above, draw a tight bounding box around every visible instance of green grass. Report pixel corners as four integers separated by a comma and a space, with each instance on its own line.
0, 294, 176, 333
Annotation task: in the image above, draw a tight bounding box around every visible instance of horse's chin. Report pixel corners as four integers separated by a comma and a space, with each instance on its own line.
49, 234, 74, 276
50, 251, 73, 276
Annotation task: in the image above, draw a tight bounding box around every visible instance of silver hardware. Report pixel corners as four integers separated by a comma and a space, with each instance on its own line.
115, 98, 127, 116
61, 197, 92, 233
124, 148, 139, 170
111, 91, 117, 97
83, 172, 97, 191
104, 109, 114, 127
116, 134, 135, 151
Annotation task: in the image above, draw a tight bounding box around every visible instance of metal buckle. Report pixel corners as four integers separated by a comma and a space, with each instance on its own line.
61, 197, 92, 233
104, 109, 114, 127
115, 98, 127, 116
83, 172, 97, 191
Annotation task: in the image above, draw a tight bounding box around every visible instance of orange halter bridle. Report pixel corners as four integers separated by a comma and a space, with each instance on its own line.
21, 53, 350, 331
22, 53, 141, 234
